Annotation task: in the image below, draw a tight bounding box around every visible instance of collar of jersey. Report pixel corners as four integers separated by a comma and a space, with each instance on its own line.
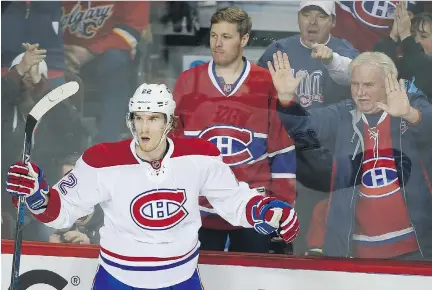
129, 137, 174, 165
208, 57, 251, 97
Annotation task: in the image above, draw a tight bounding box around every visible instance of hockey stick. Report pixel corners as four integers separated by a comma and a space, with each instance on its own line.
9, 81, 80, 290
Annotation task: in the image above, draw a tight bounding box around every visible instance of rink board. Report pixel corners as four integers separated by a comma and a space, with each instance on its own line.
2, 240, 432, 290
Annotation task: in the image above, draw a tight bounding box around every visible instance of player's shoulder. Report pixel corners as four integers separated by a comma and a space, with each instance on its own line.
248, 63, 273, 83
249, 63, 272, 77
82, 139, 138, 168
179, 62, 209, 79
171, 137, 220, 158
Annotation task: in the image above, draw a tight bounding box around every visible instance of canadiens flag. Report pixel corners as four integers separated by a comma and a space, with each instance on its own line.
332, 1, 425, 52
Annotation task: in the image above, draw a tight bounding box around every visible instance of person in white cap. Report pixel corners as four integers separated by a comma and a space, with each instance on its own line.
258, 0, 359, 105
1, 43, 55, 243
257, 0, 359, 254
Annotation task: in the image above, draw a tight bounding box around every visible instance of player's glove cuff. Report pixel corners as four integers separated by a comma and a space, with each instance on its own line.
12, 187, 49, 215
246, 196, 279, 235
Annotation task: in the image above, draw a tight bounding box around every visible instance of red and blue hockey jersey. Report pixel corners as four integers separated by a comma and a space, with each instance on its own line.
60, 1, 150, 55
173, 59, 296, 230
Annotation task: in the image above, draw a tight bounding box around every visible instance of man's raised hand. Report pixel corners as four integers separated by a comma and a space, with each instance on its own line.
267, 51, 305, 105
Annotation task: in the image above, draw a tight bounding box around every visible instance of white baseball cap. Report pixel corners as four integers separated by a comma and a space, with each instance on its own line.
9, 52, 48, 78
299, 1, 336, 16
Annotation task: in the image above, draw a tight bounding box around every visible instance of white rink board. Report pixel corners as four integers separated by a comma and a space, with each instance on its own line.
2, 253, 432, 290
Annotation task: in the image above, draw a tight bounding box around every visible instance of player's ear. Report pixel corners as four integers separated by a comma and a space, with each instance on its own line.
241, 33, 249, 48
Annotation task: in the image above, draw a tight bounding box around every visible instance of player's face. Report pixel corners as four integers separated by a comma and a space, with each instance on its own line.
413, 22, 432, 56
298, 7, 335, 47
210, 21, 249, 66
351, 64, 387, 114
133, 112, 167, 152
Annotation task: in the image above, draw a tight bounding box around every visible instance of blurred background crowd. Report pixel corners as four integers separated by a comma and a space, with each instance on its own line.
2, 0, 432, 262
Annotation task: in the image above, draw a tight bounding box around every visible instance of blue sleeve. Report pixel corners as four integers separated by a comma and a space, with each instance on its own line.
408, 93, 432, 142
332, 38, 359, 59
257, 42, 279, 69
270, 148, 296, 179
276, 101, 348, 152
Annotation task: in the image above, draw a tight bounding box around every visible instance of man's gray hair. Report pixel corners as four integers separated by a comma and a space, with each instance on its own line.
348, 52, 398, 82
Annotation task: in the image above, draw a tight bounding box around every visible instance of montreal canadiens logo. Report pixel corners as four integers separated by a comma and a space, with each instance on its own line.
199, 125, 254, 166
130, 189, 188, 230
348, 1, 397, 29
362, 157, 398, 188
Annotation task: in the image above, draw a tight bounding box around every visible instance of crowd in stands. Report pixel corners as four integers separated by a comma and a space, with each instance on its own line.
2, 0, 432, 262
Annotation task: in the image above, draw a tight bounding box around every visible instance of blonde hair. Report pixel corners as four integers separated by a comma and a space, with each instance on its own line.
348, 52, 398, 82
170, 115, 179, 133
210, 7, 252, 37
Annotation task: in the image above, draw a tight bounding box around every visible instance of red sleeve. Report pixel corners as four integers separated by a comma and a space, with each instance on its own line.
87, 2, 150, 55
267, 84, 297, 205
171, 72, 189, 137
12, 187, 62, 224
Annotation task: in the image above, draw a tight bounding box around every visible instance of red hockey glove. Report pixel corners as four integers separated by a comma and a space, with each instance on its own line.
246, 196, 299, 243
7, 161, 49, 214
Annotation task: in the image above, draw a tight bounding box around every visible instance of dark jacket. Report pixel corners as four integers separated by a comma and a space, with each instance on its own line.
277, 95, 432, 258
258, 35, 359, 192
373, 36, 432, 99
1, 1, 65, 70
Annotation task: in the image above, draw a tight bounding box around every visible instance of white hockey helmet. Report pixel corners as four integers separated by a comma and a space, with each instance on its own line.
126, 83, 176, 137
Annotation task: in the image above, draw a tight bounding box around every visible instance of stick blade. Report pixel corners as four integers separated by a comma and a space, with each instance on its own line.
29, 81, 79, 121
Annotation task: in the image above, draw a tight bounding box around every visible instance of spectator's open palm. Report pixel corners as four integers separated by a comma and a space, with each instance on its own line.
376, 73, 411, 118
268, 51, 304, 96
395, 1, 411, 39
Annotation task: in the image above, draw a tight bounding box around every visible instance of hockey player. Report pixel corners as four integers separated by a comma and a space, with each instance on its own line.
6, 83, 300, 289
173, 7, 296, 253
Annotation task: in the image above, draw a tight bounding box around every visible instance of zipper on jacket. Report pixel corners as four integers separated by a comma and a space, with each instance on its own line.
398, 125, 424, 258
347, 118, 365, 257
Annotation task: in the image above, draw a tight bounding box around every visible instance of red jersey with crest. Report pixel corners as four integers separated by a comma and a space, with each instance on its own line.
173, 58, 296, 230
60, 1, 149, 55
354, 112, 418, 258
31, 137, 260, 288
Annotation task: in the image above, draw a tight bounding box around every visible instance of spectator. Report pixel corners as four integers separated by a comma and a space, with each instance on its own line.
2, 44, 88, 241
48, 153, 104, 245
257, 0, 359, 254
1, 43, 50, 225
274, 50, 432, 260
258, 0, 359, 108
1, 1, 66, 87
373, 3, 432, 99
173, 7, 296, 254
1, 211, 14, 239
48, 204, 103, 245
61, 1, 150, 143
333, 1, 425, 53
58, 153, 81, 177
48, 205, 103, 245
